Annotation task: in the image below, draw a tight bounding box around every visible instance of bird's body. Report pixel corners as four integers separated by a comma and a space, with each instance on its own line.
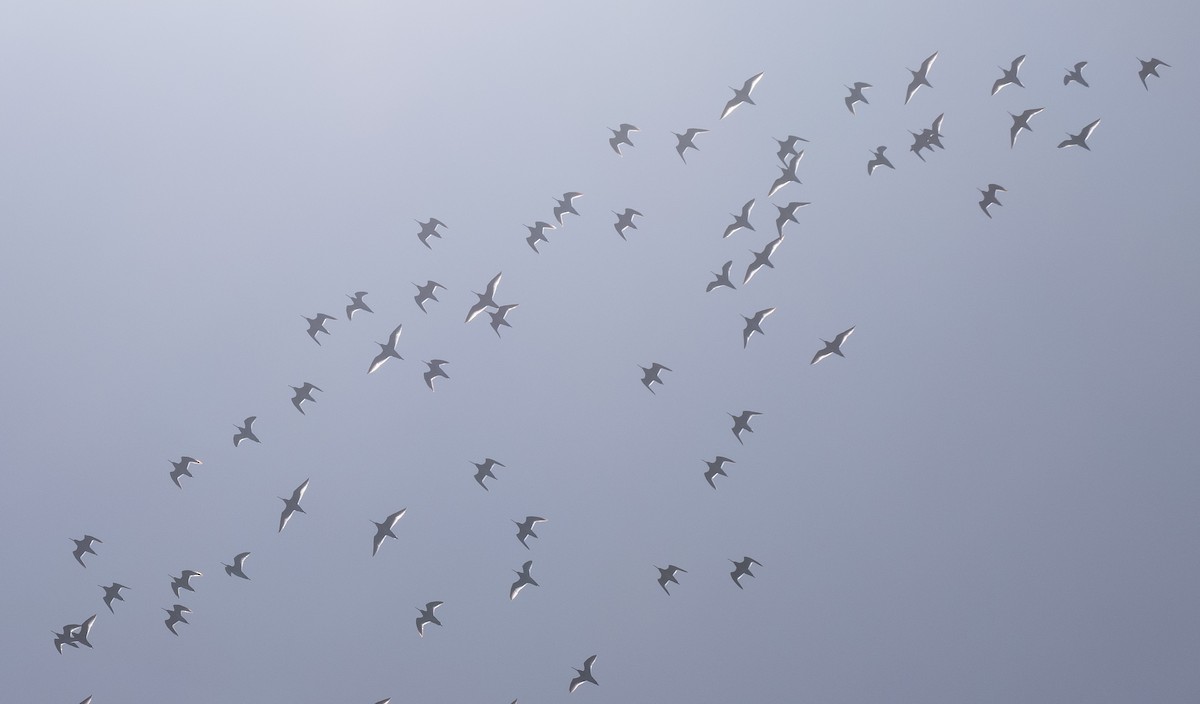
510, 560, 539, 600
609, 124, 639, 155
992, 54, 1026, 95
164, 604, 190, 635
569, 655, 599, 692
368, 324, 404, 374
730, 556, 762, 588
768, 151, 803, 197
278, 479, 310, 532
674, 128, 708, 162
526, 221, 555, 253
169, 456, 202, 488
1057, 119, 1101, 150
979, 184, 1006, 218
706, 260, 736, 293
867, 146, 894, 174
721, 71, 764, 119
1009, 107, 1044, 148
416, 601, 443, 637
473, 458, 505, 490
730, 410, 762, 444
656, 565, 687, 594
72, 535, 101, 568
845, 82, 872, 113
304, 314, 336, 345
704, 456, 735, 489
742, 307, 776, 348
416, 218, 446, 249
640, 362, 671, 394
774, 201, 809, 236
489, 304, 519, 338
423, 360, 450, 391
613, 208, 642, 240
233, 416, 260, 446
100, 583, 129, 613
290, 382, 322, 414
723, 199, 755, 238
170, 570, 202, 597
744, 235, 784, 285
465, 272, 503, 323
811, 326, 855, 365
514, 516, 547, 549
1138, 58, 1170, 89
904, 51, 938, 103
372, 509, 407, 557
413, 280, 445, 313
553, 192, 583, 224
345, 291, 373, 320
1064, 61, 1089, 87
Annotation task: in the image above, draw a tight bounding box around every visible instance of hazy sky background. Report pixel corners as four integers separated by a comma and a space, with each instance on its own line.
2, 1, 1198, 702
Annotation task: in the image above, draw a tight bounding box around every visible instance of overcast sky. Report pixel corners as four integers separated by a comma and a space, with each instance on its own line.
2, 1, 1198, 702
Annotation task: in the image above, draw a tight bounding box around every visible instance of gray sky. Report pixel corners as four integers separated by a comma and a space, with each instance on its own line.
2, 1, 1198, 702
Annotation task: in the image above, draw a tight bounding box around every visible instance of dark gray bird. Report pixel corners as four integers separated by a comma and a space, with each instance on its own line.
53, 625, 80, 653
303, 313, 336, 345
1138, 58, 1170, 89
656, 565, 687, 594
553, 192, 583, 224
730, 410, 762, 444
163, 604, 190, 635
706, 260, 736, 293
723, 199, 755, 238
767, 151, 803, 197
743, 235, 784, 285
1063, 61, 1089, 87
704, 456, 735, 489
290, 382, 322, 414
640, 362, 671, 394
526, 221, 555, 253
774, 201, 809, 236
100, 583, 129, 613
513, 516, 547, 549
233, 416, 260, 446
1009, 108, 1044, 148
904, 51, 938, 104
168, 456, 202, 488
774, 135, 808, 165
867, 146, 894, 174
170, 570, 202, 597
730, 556, 762, 588
613, 208, 642, 240
979, 184, 1006, 218
473, 458, 505, 490
372, 509, 407, 557
811, 326, 855, 365
490, 304, 519, 337
415, 601, 443, 637
674, 128, 708, 162
1057, 119, 1100, 150
345, 291, 373, 320
742, 307, 775, 348
423, 360, 450, 391
720, 71, 764, 119
569, 655, 599, 692
413, 280, 445, 313
991, 54, 1026, 95
609, 123, 639, 155
465, 272, 503, 323
68, 614, 97, 648
278, 478, 310, 532
845, 82, 872, 113
415, 218, 446, 249
223, 552, 251, 580
72, 535, 101, 568
368, 324, 404, 374
510, 560, 539, 600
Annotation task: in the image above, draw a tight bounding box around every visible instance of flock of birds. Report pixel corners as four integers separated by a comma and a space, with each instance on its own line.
51, 49, 1172, 703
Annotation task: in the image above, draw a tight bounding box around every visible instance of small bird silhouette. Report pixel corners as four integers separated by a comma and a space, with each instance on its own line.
163, 604, 191, 635
413, 280, 446, 313
170, 569, 202, 597
1063, 61, 1089, 87
371, 509, 407, 557
867, 146, 894, 174
730, 410, 762, 444
613, 208, 643, 240
513, 516, 547, 549
639, 362, 671, 394
233, 416, 260, 446
845, 82, 872, 113
415, 218, 446, 249
1137, 57, 1170, 89
100, 583, 129, 613
278, 479, 310, 532
811, 326, 855, 365
423, 360, 450, 391
609, 124, 639, 155
72, 535, 101, 568
742, 307, 776, 348
979, 184, 1006, 218
473, 458, 505, 490
991, 54, 1026, 95
552, 192, 584, 224
303, 313, 336, 345
368, 324, 404, 374
490, 304, 520, 338
730, 556, 762, 588
416, 601, 443, 637
290, 382, 322, 414
674, 128, 708, 163
345, 291, 373, 320
721, 71, 764, 119
704, 456, 735, 489
706, 260, 736, 293
223, 552, 251, 580
656, 565, 687, 594
1057, 119, 1101, 150
904, 51, 938, 104
569, 655, 599, 692
723, 198, 755, 238
1009, 107, 1044, 148
510, 560, 539, 600
168, 456, 202, 488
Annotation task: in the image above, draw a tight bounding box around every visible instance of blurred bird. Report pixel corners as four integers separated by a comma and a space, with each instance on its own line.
640, 362, 671, 394
744, 235, 784, 285
345, 291, 373, 320
1137, 58, 1169, 89
721, 71, 764, 119
72, 535, 101, 568
723, 198, 755, 238
278, 479, 310, 532
413, 280, 446, 313
170, 570, 201, 597
609, 124, 639, 155
223, 552, 251, 580
1057, 119, 1101, 150
1009, 108, 1043, 147
510, 560, 539, 600
979, 184, 1006, 218
168, 456, 202, 488
473, 458, 505, 490
100, 583, 129, 613
526, 221, 555, 253
465, 272, 503, 323
371, 509, 407, 557
553, 192, 584, 224
674, 128, 708, 162
656, 565, 687, 594
774, 201, 809, 236
423, 360, 450, 391
415, 218, 446, 249
867, 146, 894, 174
742, 307, 776, 348
904, 51, 938, 103
163, 604, 190, 635
730, 410, 762, 444
290, 382, 322, 414
706, 260, 736, 293
1063, 61, 1089, 87
514, 516, 547, 549
569, 655, 599, 692
991, 54, 1026, 95
303, 313, 336, 345
845, 82, 872, 113
613, 208, 643, 240
490, 304, 519, 338
704, 456, 735, 489
368, 324, 404, 374
774, 135, 808, 165
233, 416, 260, 446
416, 601, 443, 637
730, 556, 762, 588
768, 151, 803, 197
811, 326, 855, 365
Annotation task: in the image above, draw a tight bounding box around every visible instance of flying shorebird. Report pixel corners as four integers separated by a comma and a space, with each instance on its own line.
609, 123, 639, 155
79, 697, 93, 704
510, 560, 539, 600
926, 113, 946, 149
423, 360, 450, 391
465, 272, 503, 323
168, 456, 202, 488
552, 192, 583, 224
278, 478, 310, 532
656, 565, 687, 594
1057, 118, 1101, 150
723, 198, 755, 238
415, 601, 443, 637
867, 146, 894, 174
1009, 107, 1044, 148
569, 655, 599, 692
68, 614, 97, 648
674, 128, 708, 163
371, 509, 407, 557
730, 410, 762, 444
53, 624, 81, 653
767, 151, 803, 197
774, 201, 809, 236
730, 556, 762, 588
706, 260, 736, 293
1063, 61, 1089, 87
613, 208, 642, 240
720, 71, 764, 119
233, 416, 260, 446
345, 291, 373, 320
904, 51, 938, 104
367, 324, 404, 373
774, 135, 808, 165
704, 456, 735, 489
413, 280, 445, 313
290, 382, 322, 414
163, 604, 190, 635
845, 82, 872, 113
100, 583, 129, 613
979, 184, 1006, 218
991, 54, 1026, 95
742, 307, 776, 348
170, 570, 201, 597
1137, 58, 1170, 89
490, 304, 519, 338
811, 326, 855, 365
526, 221, 555, 253
514, 516, 547, 549
473, 458, 505, 490
744, 235, 784, 285
303, 313, 336, 345
72, 535, 101, 568
222, 552, 251, 580
640, 362, 671, 394
415, 218, 446, 249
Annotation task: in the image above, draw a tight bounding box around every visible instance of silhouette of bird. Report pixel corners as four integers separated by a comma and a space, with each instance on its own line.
345, 291, 373, 320
613, 208, 642, 240
979, 184, 1006, 218
706, 260, 736, 293
1137, 58, 1170, 89
66, 615, 97, 648
372, 509, 407, 557
413, 280, 445, 313
640, 362, 671, 394
526, 221, 555, 253
514, 516, 547, 549
811, 326, 855, 365
415, 601, 443, 637
723, 199, 755, 238
303, 313, 336, 345
1009, 107, 1043, 148
233, 416, 260, 446
904, 51, 938, 104
465, 272, 503, 323
163, 604, 190, 635
368, 324, 404, 374
170, 570, 201, 597
100, 583, 129, 613
674, 128, 708, 163
768, 151, 803, 197
742, 307, 776, 348
415, 218, 446, 249
867, 146, 894, 174
553, 192, 583, 224
53, 625, 80, 653
730, 410, 762, 444
489, 304, 519, 338
774, 135, 808, 165
721, 71, 764, 119
730, 556, 762, 588
168, 456, 202, 488
1063, 61, 1089, 87
704, 456, 735, 489
991, 54, 1026, 95
845, 82, 872, 113
744, 235, 784, 285
656, 565, 687, 594
278, 479, 310, 532
72, 535, 101, 568
569, 655, 599, 692
1057, 118, 1101, 150
423, 360, 450, 391
774, 201, 809, 236
223, 552, 251, 580
609, 124, 639, 155
510, 560, 539, 600
79, 697, 92, 704
473, 458, 505, 490
290, 382, 322, 414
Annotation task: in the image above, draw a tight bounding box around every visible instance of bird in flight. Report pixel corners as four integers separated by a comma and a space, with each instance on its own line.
223, 552, 251, 580
613, 208, 643, 240
1137, 58, 1170, 89
991, 54, 1026, 95
53, 624, 82, 653
170, 569, 202, 597
609, 123, 639, 155
416, 601, 443, 637
674, 128, 708, 163
368, 324, 404, 374
774, 135, 808, 165
1063, 61, 1089, 87
730, 556, 762, 588
744, 235, 784, 285
720, 71, 764, 119
413, 280, 445, 313
423, 359, 450, 391
526, 221, 556, 253
168, 456, 202, 488
303, 313, 336, 345
510, 560, 539, 600
768, 151, 803, 197
730, 410, 762, 444
656, 565, 687, 595
278, 478, 310, 532
553, 192, 584, 224
371, 509, 407, 557
65, 614, 97, 648
845, 82, 872, 114
233, 416, 260, 446
100, 583, 129, 613
978, 184, 1006, 219
490, 304, 519, 338
569, 655, 599, 692
513, 516, 547, 549
1009, 107, 1043, 148
290, 382, 322, 414
774, 201, 809, 236
742, 307, 776, 348
704, 456, 735, 489
72, 535, 101, 568
163, 604, 190, 635
415, 218, 446, 249
706, 260, 736, 293
640, 362, 671, 394
465, 272, 503, 323
473, 458, 505, 490
811, 326, 855, 365
723, 198, 755, 239
904, 51, 938, 104
867, 146, 894, 174
1057, 118, 1101, 150
345, 291, 373, 320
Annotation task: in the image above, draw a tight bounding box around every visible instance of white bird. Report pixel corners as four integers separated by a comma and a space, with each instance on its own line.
742, 307, 775, 348
656, 565, 687, 594
743, 235, 784, 285
423, 360, 450, 391
278, 479, 310, 532
552, 192, 583, 224
163, 604, 190, 635
845, 82, 872, 113
303, 313, 336, 345
613, 208, 642, 240
415, 218, 446, 249
233, 416, 260, 446
223, 552, 251, 580
1063, 61, 1089, 87
72, 535, 101, 568
489, 304, 519, 338
639, 362, 671, 394
1138, 58, 1170, 89
368, 324, 404, 373
1057, 118, 1100, 150
774, 201, 809, 236
703, 456, 735, 489
723, 198, 755, 238
168, 456, 202, 489
867, 146, 894, 174
526, 221, 556, 253
979, 184, 1006, 218
371, 509, 407, 557
674, 128, 708, 163
720, 71, 764, 119
170, 570, 202, 597
510, 560, 539, 600
473, 458, 505, 490
730, 556, 762, 588
100, 583, 129, 613
345, 291, 373, 320
774, 135, 809, 165
290, 382, 322, 414
413, 280, 445, 313
465, 272, 503, 323
904, 51, 938, 104
415, 601, 443, 637
609, 123, 639, 155
730, 410, 762, 444
569, 655, 599, 692
767, 151, 803, 197
706, 260, 736, 293
1009, 107, 1043, 148
811, 326, 855, 365
991, 54, 1026, 95
513, 516, 547, 549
